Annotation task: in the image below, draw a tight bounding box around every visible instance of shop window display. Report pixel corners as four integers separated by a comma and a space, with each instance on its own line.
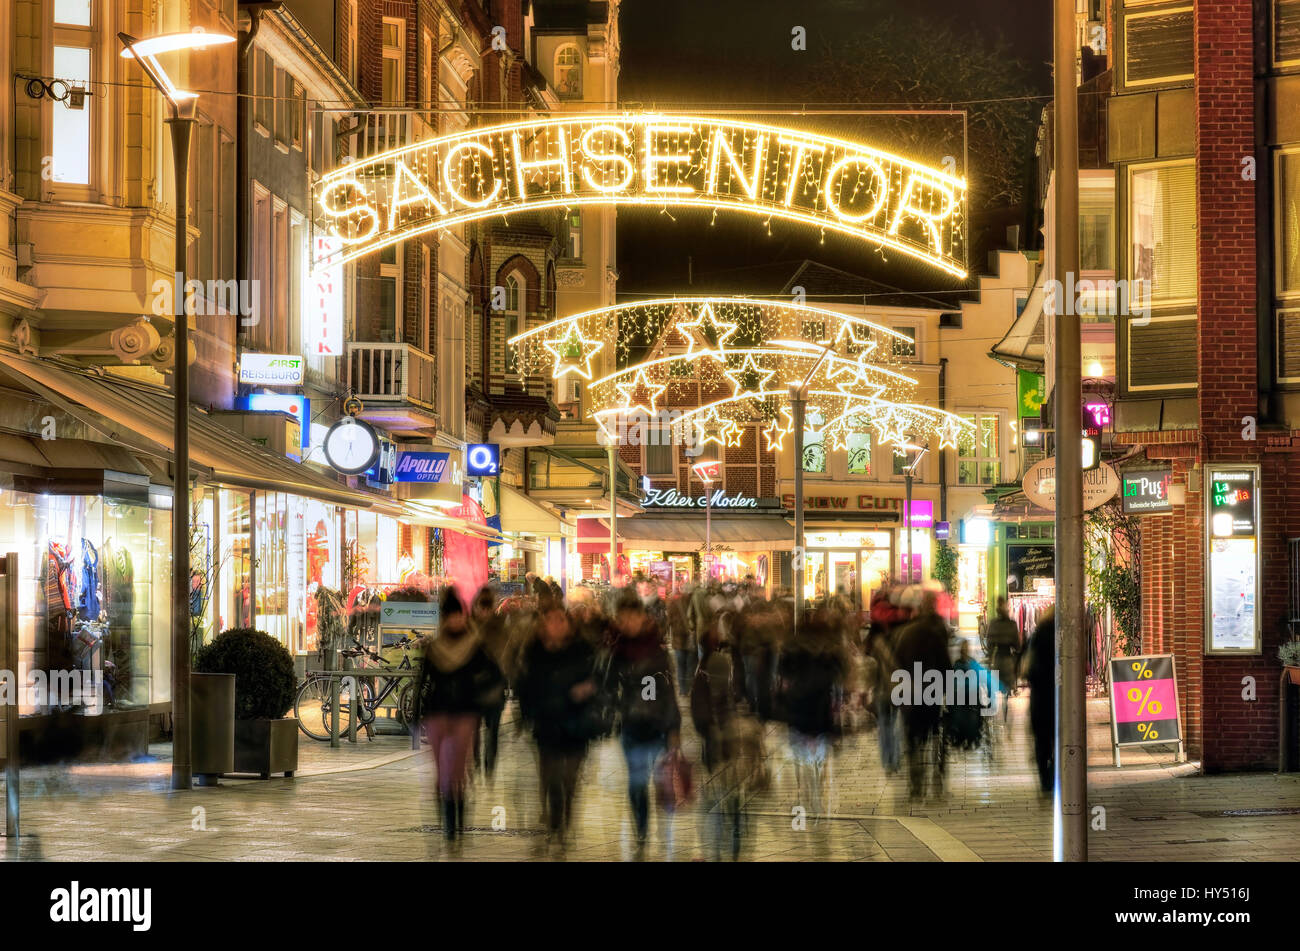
3, 491, 172, 716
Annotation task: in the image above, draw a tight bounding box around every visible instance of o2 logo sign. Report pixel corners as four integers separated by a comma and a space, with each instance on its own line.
467, 443, 500, 477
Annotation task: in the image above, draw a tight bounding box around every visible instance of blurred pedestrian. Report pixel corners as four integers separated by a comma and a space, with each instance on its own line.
609, 590, 681, 857
893, 588, 951, 800
985, 595, 1021, 722
471, 586, 510, 779
667, 589, 695, 696
690, 620, 747, 860
515, 601, 598, 855
775, 609, 844, 821
1024, 606, 1056, 795
415, 588, 505, 844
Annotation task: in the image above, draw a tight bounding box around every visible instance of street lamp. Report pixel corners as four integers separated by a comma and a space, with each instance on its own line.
692, 459, 720, 583
119, 28, 234, 792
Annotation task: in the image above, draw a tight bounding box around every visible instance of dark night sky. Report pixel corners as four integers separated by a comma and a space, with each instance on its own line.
610, 0, 1054, 299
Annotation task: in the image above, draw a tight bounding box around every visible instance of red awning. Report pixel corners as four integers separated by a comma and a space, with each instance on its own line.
577, 518, 623, 555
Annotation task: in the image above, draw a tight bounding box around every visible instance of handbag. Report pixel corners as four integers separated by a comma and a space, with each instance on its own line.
654, 747, 694, 812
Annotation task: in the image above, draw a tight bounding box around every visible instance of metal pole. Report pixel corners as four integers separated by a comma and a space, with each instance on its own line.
168, 111, 196, 792
705, 486, 712, 582
1054, 0, 1086, 862
608, 445, 618, 587
792, 391, 806, 635
4, 552, 19, 838
906, 466, 914, 584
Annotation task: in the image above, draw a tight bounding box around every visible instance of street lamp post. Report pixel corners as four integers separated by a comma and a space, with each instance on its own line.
120, 29, 234, 792
693, 459, 719, 583
789, 383, 806, 635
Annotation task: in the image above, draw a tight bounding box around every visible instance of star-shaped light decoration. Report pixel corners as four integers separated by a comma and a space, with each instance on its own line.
614, 367, 668, 416
723, 352, 777, 398
937, 414, 967, 451
828, 320, 878, 359
542, 322, 603, 380
872, 409, 911, 448
762, 412, 791, 452
675, 303, 739, 357
693, 405, 744, 450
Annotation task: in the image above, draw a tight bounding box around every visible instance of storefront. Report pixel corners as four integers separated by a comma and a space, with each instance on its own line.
603, 511, 793, 592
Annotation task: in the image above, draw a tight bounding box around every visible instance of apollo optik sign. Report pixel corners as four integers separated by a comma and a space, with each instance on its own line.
312, 115, 968, 278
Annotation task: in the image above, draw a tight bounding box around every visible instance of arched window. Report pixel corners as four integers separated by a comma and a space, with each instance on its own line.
504, 272, 523, 375
555, 45, 582, 98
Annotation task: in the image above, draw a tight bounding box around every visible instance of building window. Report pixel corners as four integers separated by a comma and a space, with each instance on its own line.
50, 21, 92, 187
347, 0, 358, 85
379, 243, 402, 343
254, 50, 272, 132
291, 80, 304, 151
892, 448, 911, 478
563, 210, 583, 261
1130, 161, 1196, 304
847, 432, 872, 475
503, 272, 523, 374
250, 183, 272, 347
1080, 173, 1115, 273
1277, 0, 1300, 65
383, 18, 405, 105
421, 28, 433, 112
802, 411, 826, 473
273, 198, 289, 350
892, 326, 918, 360
1122, 4, 1194, 88
555, 45, 582, 98
957, 413, 1000, 485
219, 133, 235, 281
645, 422, 673, 475
801, 320, 826, 343
421, 245, 431, 354
1276, 149, 1300, 299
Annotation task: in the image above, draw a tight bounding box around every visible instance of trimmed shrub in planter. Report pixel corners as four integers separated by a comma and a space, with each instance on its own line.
195, 628, 298, 778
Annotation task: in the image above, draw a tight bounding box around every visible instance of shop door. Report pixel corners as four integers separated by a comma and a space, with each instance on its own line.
828, 551, 859, 609
861, 547, 892, 610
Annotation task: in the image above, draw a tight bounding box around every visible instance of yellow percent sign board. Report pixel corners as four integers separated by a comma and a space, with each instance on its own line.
312, 115, 968, 278
1108, 654, 1183, 763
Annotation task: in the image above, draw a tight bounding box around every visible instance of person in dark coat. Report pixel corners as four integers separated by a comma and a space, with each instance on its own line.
471, 586, 510, 779
515, 602, 597, 853
415, 588, 505, 844
609, 590, 681, 855
1024, 607, 1056, 795
775, 609, 844, 820
985, 595, 1021, 721
892, 589, 952, 800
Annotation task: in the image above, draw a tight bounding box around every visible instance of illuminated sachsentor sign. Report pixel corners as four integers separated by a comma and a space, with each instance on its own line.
313, 115, 968, 277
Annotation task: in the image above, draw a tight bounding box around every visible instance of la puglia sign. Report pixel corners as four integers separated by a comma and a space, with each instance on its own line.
314, 115, 968, 277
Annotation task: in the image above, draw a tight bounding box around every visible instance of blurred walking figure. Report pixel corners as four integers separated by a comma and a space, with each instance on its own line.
985, 595, 1020, 723
775, 609, 844, 822
515, 601, 598, 855
1023, 606, 1056, 796
415, 589, 505, 845
893, 588, 951, 800
668, 589, 695, 696
690, 620, 747, 860
472, 586, 510, 779
609, 591, 681, 857
865, 625, 900, 773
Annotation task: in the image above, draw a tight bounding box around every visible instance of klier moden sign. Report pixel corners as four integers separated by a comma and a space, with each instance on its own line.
640, 488, 757, 509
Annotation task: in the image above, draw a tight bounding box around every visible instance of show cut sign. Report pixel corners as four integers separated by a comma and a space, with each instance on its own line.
312, 114, 968, 278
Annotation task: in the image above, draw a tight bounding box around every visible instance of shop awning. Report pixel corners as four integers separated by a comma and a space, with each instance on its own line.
0, 352, 383, 510
606, 515, 796, 554
500, 483, 564, 536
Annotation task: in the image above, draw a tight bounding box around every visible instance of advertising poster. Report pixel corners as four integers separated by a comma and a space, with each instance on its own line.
1109, 654, 1181, 747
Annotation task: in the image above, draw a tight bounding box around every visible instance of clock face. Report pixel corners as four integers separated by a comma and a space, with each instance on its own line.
324, 418, 380, 474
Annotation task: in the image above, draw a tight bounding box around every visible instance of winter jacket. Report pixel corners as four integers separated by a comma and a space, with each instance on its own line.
776, 640, 843, 738
609, 627, 681, 742
515, 637, 597, 752
892, 612, 952, 735
415, 632, 505, 718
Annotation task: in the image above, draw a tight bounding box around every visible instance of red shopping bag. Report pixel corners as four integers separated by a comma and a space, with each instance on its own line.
654, 748, 694, 813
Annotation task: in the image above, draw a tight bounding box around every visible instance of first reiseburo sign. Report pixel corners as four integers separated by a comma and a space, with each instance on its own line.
1022, 457, 1119, 512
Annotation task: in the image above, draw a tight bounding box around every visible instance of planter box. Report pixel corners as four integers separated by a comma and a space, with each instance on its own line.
230, 717, 299, 779
192, 673, 235, 785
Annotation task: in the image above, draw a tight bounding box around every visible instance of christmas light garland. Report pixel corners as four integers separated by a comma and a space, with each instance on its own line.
312, 113, 968, 277
508, 298, 975, 454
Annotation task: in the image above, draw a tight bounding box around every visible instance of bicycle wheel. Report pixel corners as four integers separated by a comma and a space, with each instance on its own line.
296, 676, 369, 741
396, 680, 417, 728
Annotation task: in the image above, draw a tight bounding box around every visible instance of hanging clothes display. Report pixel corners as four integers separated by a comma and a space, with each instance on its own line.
1009, 594, 1053, 639
78, 537, 101, 620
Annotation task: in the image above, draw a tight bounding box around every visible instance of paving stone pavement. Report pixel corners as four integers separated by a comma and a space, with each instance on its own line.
2, 696, 1298, 861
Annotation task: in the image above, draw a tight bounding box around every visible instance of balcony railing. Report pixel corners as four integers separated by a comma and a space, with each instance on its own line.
346, 342, 436, 409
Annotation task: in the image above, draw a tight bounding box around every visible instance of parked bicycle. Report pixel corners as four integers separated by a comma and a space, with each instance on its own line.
295, 635, 422, 742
